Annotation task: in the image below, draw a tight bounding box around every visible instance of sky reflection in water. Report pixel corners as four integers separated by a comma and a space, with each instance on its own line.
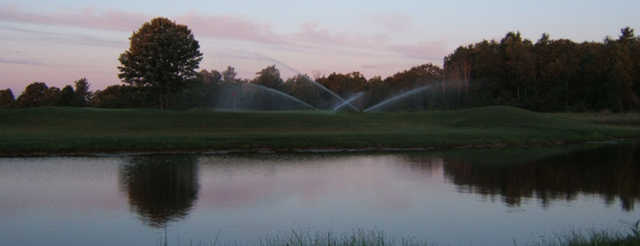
0, 143, 638, 246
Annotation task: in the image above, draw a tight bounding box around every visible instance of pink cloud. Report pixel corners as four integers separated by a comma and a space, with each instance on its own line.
0, 4, 279, 44
0, 4, 145, 32
0, 4, 447, 60
176, 12, 283, 44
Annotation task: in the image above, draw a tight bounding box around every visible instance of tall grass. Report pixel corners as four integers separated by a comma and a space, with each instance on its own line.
257, 230, 429, 246
533, 231, 640, 246
257, 229, 640, 246
172, 230, 431, 246
162, 223, 640, 246
527, 221, 640, 246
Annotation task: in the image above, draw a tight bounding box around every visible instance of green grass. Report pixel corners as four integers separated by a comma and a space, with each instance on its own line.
0, 106, 638, 155
556, 112, 640, 126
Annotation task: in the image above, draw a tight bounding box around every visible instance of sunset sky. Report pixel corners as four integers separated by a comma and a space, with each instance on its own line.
1, 0, 638, 94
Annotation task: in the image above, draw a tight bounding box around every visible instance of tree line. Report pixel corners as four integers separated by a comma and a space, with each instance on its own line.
0, 63, 443, 110
444, 27, 640, 112
1, 19, 638, 112
0, 78, 92, 108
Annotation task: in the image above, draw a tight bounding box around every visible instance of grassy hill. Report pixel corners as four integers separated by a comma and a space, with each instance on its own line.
0, 106, 638, 155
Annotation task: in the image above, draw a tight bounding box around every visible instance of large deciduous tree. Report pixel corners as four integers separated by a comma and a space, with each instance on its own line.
118, 17, 203, 110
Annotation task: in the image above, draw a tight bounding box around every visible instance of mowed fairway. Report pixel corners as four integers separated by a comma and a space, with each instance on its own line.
1, 106, 639, 155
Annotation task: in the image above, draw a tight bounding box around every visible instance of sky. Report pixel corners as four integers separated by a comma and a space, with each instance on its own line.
1, 0, 639, 94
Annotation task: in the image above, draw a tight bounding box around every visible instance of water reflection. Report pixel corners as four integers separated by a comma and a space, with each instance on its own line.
2, 145, 639, 246
430, 144, 640, 210
118, 155, 200, 228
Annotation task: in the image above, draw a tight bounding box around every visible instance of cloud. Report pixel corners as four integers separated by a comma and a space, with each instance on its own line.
0, 4, 447, 60
0, 5, 398, 51
177, 12, 282, 44
0, 57, 45, 66
0, 25, 126, 48
0, 4, 283, 45
0, 4, 145, 32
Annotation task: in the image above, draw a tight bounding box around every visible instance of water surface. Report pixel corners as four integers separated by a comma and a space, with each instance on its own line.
1, 143, 638, 245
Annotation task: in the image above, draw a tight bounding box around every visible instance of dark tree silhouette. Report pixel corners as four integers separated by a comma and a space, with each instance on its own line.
198, 69, 222, 84
0, 89, 14, 108
58, 85, 75, 106
253, 65, 284, 89
73, 78, 91, 106
222, 66, 237, 82
444, 27, 640, 112
118, 17, 203, 110
92, 85, 152, 108
316, 71, 367, 98
16, 82, 49, 107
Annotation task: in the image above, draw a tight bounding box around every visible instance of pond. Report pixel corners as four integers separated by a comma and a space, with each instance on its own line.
1, 143, 638, 245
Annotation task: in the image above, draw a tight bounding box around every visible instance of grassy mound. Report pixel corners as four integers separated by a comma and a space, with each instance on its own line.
0, 106, 638, 155
436, 106, 569, 127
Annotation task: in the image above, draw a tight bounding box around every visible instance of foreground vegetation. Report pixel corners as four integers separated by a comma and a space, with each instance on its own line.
264, 230, 640, 246
0, 106, 638, 156
167, 226, 640, 246
539, 232, 640, 246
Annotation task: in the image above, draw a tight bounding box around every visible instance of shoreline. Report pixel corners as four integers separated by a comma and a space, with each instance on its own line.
0, 139, 630, 158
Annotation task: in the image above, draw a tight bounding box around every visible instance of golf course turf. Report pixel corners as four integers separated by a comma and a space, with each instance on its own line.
1, 106, 638, 156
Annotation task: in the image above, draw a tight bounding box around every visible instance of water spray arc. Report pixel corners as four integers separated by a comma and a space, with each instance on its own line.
248, 52, 359, 111
301, 75, 360, 111
333, 92, 365, 111
244, 83, 317, 110
363, 85, 433, 112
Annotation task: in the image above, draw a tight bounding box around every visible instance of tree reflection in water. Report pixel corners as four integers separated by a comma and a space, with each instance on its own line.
118, 155, 200, 228
432, 143, 640, 211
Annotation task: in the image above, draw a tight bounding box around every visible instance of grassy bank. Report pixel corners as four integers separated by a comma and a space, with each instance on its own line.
538, 232, 640, 246
168, 227, 640, 246
1, 106, 639, 156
